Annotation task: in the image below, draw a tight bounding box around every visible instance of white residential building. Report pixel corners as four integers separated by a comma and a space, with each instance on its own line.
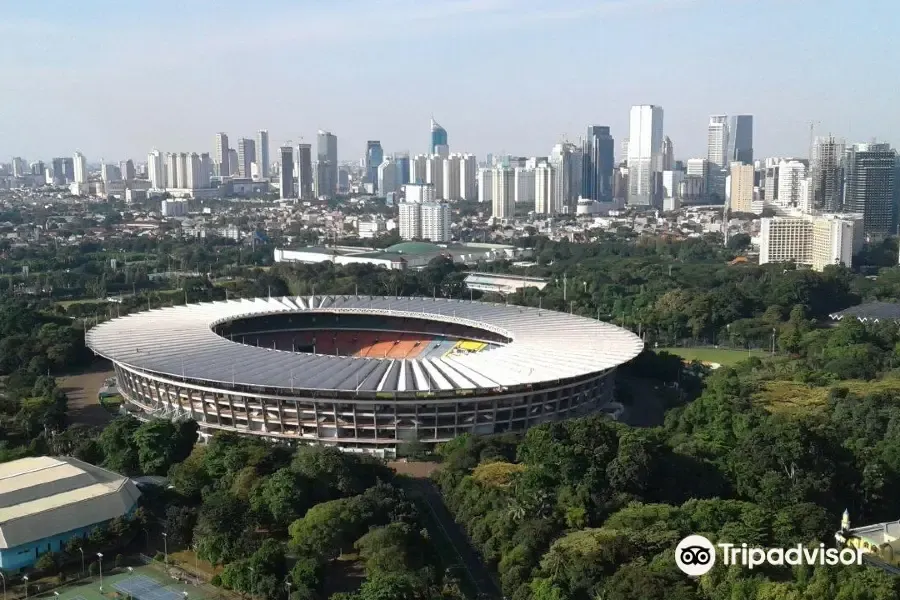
478, 167, 492, 203
443, 154, 461, 200
165, 153, 178, 190
398, 202, 420, 240
514, 167, 535, 207
460, 154, 477, 201
405, 182, 436, 204
148, 150, 166, 189
410, 154, 428, 184
777, 160, 807, 209
760, 213, 863, 271
491, 166, 515, 219
73, 152, 88, 184
534, 163, 557, 214
426, 154, 444, 198
420, 202, 451, 242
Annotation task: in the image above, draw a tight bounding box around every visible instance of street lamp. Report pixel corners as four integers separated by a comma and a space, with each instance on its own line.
248, 567, 255, 597
97, 552, 104, 591
22, 575, 28, 600
162, 532, 169, 567
285, 581, 292, 600
79, 547, 85, 577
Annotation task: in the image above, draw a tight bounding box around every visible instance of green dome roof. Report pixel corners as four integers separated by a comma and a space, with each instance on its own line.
384, 241, 444, 255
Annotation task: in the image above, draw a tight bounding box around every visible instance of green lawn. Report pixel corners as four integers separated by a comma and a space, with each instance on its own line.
657, 347, 770, 366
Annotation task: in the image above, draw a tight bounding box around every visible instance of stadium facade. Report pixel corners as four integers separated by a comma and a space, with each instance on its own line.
86, 296, 643, 456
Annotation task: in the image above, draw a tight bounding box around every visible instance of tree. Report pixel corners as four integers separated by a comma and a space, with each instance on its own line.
98, 416, 140, 474
165, 505, 198, 548
250, 468, 312, 529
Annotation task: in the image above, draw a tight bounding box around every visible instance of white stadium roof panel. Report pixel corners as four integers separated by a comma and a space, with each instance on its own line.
86, 297, 643, 394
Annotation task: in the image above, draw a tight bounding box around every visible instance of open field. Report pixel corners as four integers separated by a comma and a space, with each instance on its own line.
755, 378, 900, 416
60, 363, 116, 427
657, 347, 769, 366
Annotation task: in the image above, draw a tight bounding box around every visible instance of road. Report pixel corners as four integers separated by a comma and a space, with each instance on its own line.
408, 478, 503, 599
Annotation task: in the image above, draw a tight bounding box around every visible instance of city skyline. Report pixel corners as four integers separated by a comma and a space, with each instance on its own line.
1, 0, 894, 162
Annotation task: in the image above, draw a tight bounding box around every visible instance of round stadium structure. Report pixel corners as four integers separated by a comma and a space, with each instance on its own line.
86, 296, 643, 456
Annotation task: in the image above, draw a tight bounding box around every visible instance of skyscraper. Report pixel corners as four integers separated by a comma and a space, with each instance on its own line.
165, 153, 178, 189
410, 155, 427, 184
661, 136, 674, 172
459, 154, 477, 201
420, 202, 451, 242
215, 133, 230, 178
237, 138, 256, 179
777, 160, 807, 210
844, 143, 897, 238
535, 163, 557, 214
279, 146, 295, 199
727, 115, 754, 164
257, 130, 270, 178
148, 150, 165, 189
394, 153, 411, 186
551, 142, 582, 211
707, 115, 728, 201
582, 126, 615, 201
378, 159, 398, 196
120, 159, 136, 182
627, 105, 664, 206
491, 166, 515, 219
729, 163, 755, 213
365, 141, 383, 190
443, 154, 461, 200
73, 152, 88, 184
177, 153, 188, 188
185, 153, 202, 189
811, 136, 845, 211
426, 155, 444, 198
316, 131, 338, 198
296, 144, 313, 200
430, 118, 448, 156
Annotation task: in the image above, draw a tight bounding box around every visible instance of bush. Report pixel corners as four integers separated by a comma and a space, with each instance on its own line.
211, 575, 222, 586
89, 561, 99, 576
58, 572, 66, 584
154, 552, 165, 562
115, 554, 125, 568
35, 552, 58, 572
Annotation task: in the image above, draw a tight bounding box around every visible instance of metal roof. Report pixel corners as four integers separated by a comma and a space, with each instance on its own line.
0, 457, 141, 549
86, 296, 644, 393
829, 302, 900, 322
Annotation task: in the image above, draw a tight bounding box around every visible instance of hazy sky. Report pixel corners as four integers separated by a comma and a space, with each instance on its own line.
1, 0, 895, 164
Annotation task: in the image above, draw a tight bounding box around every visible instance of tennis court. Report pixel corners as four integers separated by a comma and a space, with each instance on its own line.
113, 575, 186, 600
35, 563, 212, 600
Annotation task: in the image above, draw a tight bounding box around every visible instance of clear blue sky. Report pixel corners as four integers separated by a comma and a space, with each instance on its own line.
1, 0, 895, 163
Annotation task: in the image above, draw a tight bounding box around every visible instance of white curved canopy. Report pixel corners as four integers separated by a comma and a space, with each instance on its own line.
86, 296, 643, 394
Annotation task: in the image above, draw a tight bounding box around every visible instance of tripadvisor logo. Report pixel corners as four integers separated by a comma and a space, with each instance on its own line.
675, 535, 864, 576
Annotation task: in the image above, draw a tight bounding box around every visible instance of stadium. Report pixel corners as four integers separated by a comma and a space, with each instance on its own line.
85, 296, 643, 456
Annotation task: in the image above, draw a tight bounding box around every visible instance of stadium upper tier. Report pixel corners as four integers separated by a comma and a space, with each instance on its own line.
86, 296, 643, 396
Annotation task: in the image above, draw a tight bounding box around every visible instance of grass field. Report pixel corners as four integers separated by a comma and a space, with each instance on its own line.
755, 378, 900, 416
657, 347, 770, 366
33, 563, 214, 600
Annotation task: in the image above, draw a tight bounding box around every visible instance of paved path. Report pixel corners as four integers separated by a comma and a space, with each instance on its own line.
408, 478, 503, 599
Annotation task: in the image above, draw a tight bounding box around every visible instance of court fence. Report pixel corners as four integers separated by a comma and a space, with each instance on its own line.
2, 556, 235, 600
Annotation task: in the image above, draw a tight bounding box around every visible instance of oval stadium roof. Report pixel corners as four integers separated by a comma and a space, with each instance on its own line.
85, 297, 644, 394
